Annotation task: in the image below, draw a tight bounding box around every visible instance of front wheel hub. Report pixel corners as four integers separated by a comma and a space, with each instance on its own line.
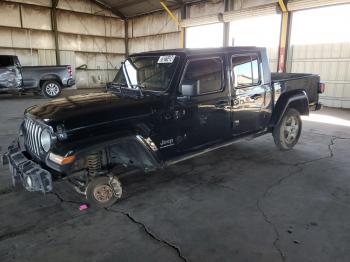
93, 185, 114, 203
86, 176, 122, 207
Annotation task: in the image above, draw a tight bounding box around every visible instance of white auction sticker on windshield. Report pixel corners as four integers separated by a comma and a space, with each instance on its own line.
158, 55, 176, 64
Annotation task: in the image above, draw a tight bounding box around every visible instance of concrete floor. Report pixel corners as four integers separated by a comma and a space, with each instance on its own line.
0, 91, 350, 262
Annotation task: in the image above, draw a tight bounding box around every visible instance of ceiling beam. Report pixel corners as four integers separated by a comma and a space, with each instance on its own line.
112, 0, 150, 10
92, 0, 126, 19
111, 7, 127, 19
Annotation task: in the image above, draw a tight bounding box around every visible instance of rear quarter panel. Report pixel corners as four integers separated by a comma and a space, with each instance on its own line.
272, 73, 320, 105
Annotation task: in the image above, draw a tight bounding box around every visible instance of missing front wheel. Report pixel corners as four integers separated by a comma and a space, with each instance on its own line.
85, 176, 122, 208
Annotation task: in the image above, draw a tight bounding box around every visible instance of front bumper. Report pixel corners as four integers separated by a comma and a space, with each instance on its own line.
2, 141, 53, 193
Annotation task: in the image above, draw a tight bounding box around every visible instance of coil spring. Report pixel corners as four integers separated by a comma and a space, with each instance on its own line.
87, 152, 101, 176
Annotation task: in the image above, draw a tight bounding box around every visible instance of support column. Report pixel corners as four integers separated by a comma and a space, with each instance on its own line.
180, 4, 187, 48
160, 1, 184, 48
51, 0, 60, 65
278, 0, 290, 73
223, 0, 232, 47
124, 19, 129, 56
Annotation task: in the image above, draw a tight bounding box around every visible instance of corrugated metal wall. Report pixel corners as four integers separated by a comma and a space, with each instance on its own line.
288, 4, 350, 108
0, 0, 125, 89
0, 0, 349, 109
288, 43, 350, 108
128, 10, 181, 54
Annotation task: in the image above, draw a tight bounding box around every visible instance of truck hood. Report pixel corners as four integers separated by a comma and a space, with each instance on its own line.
26, 92, 163, 131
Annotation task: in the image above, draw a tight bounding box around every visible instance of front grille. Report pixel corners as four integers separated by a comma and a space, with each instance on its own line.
23, 117, 44, 158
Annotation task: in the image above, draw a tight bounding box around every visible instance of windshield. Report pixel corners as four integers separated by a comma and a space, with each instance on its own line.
113, 55, 179, 92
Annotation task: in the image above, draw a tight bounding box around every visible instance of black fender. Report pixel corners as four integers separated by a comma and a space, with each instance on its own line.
270, 90, 309, 127
46, 135, 163, 174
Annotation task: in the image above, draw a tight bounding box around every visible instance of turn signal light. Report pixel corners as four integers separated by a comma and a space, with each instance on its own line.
67, 65, 73, 77
319, 83, 325, 93
49, 153, 76, 165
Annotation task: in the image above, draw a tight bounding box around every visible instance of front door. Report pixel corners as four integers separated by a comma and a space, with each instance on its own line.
231, 54, 266, 135
176, 56, 232, 152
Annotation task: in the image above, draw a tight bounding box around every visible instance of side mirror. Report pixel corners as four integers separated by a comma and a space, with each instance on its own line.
180, 80, 200, 97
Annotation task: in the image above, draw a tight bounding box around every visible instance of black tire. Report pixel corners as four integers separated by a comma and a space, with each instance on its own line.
273, 108, 302, 151
42, 80, 62, 98
86, 176, 122, 208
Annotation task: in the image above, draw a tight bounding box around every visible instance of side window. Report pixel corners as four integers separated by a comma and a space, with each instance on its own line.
182, 57, 223, 95
232, 55, 260, 88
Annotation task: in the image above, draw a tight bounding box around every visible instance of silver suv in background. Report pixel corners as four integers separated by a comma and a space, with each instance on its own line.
0, 55, 75, 98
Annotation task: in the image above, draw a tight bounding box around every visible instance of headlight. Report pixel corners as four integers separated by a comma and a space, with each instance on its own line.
40, 129, 52, 152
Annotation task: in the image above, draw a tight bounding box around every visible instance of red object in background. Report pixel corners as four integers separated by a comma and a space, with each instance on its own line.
67, 65, 73, 77
319, 82, 326, 93
278, 47, 286, 73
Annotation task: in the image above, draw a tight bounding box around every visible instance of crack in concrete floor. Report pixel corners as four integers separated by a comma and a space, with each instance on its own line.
106, 208, 190, 262
50, 191, 84, 206
255, 134, 350, 262
1, 131, 349, 260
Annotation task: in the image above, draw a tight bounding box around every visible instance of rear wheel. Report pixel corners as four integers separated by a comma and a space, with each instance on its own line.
86, 176, 122, 208
273, 108, 302, 151
42, 80, 62, 98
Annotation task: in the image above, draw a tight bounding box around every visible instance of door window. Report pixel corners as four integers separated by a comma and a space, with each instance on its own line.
182, 57, 223, 95
0, 56, 14, 67
232, 55, 260, 88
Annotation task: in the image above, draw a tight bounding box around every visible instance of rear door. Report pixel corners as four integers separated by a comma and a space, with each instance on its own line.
21, 67, 38, 88
231, 53, 266, 135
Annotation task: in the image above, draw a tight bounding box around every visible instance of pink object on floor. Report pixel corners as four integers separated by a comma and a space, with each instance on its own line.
79, 204, 89, 211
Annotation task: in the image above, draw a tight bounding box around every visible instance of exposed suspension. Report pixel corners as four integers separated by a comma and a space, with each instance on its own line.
86, 152, 102, 176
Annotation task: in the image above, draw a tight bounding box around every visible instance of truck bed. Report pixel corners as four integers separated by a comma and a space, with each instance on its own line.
22, 66, 68, 69
271, 73, 320, 105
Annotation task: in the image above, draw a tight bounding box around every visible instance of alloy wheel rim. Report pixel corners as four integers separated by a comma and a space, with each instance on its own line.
283, 115, 299, 144
46, 83, 59, 96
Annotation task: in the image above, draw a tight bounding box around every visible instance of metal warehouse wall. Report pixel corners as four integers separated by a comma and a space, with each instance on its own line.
0, 0, 126, 88
288, 43, 350, 108
287, 3, 350, 108
127, 1, 226, 54
128, 10, 181, 54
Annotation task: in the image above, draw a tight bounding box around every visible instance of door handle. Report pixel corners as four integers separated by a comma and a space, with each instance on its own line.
250, 94, 262, 100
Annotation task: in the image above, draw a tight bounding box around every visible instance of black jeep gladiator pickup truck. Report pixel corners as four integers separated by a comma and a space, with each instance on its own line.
3, 47, 324, 207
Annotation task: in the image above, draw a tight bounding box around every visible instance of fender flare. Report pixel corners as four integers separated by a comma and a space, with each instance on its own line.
79, 135, 163, 167
270, 90, 309, 127
46, 135, 163, 174
39, 74, 62, 87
